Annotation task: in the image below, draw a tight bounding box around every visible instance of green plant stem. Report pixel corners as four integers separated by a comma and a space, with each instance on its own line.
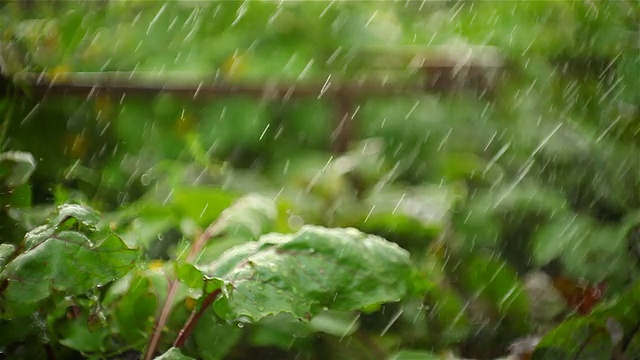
143, 219, 224, 360
173, 288, 222, 348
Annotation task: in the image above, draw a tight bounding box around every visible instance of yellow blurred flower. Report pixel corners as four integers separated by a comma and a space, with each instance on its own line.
184, 297, 197, 311
222, 52, 247, 79
47, 64, 71, 81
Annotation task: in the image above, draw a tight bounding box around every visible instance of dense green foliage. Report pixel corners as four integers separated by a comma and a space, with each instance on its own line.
1, 1, 639, 359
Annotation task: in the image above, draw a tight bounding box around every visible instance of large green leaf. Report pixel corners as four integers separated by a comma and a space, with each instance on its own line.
0, 204, 140, 315
207, 226, 418, 322
0, 151, 35, 187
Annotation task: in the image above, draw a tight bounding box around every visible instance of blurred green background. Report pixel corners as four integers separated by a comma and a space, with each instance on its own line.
1, 1, 639, 359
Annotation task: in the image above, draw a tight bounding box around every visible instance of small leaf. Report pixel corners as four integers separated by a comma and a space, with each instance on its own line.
420, 254, 472, 345
193, 307, 242, 360
0, 317, 37, 347
248, 313, 311, 348
171, 187, 235, 226
533, 318, 613, 359
452, 252, 530, 335
154, 347, 196, 360
532, 215, 630, 282
103, 272, 158, 348
0, 151, 36, 187
210, 225, 418, 322
53, 203, 100, 231
175, 262, 204, 290
388, 350, 442, 360
309, 310, 360, 337
213, 194, 278, 240
588, 281, 640, 356
345, 184, 463, 245
58, 312, 109, 353
0, 244, 15, 270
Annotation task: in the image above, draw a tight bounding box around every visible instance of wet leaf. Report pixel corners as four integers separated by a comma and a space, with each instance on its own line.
154, 347, 196, 360
0, 204, 140, 315
209, 226, 418, 322
53, 203, 101, 231
0, 243, 15, 270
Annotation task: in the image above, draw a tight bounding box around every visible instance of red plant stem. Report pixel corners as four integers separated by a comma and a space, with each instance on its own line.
173, 288, 222, 348
43, 343, 56, 360
143, 220, 224, 360
143, 280, 179, 360
188, 221, 223, 261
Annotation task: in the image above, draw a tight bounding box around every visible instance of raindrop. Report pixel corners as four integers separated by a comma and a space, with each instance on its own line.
231, 2, 249, 27
380, 308, 403, 336
140, 173, 151, 186
363, 206, 376, 223
287, 215, 304, 230
297, 59, 315, 81
392, 193, 406, 214
365, 10, 378, 28
259, 124, 270, 140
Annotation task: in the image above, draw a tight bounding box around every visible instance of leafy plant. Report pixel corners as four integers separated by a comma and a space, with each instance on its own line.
1, 1, 639, 359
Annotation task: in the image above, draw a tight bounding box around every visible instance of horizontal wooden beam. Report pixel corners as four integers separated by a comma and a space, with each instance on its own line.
9, 62, 504, 101
2, 55, 505, 154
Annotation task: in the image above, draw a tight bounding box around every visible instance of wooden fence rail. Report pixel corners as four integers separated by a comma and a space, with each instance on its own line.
3, 49, 505, 153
